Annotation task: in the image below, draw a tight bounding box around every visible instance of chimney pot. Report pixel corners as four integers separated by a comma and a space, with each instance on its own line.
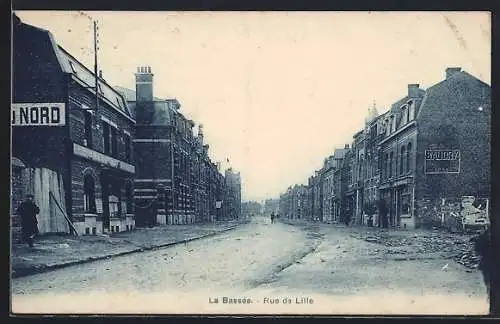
345, 144, 349, 149
148, 66, 151, 73
446, 67, 462, 79
99, 70, 103, 78
408, 84, 420, 98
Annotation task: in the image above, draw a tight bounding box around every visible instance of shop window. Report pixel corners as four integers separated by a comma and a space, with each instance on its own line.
401, 194, 411, 215
83, 174, 96, 213
84, 111, 93, 148
109, 195, 119, 218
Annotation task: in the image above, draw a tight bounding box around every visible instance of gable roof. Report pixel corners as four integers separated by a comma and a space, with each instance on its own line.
416, 69, 490, 120
56, 46, 133, 120
114, 85, 163, 102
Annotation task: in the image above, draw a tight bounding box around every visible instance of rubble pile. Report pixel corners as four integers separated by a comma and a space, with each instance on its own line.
351, 229, 481, 269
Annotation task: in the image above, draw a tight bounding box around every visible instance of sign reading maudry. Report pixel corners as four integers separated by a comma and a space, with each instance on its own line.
424, 149, 460, 174
11, 103, 66, 126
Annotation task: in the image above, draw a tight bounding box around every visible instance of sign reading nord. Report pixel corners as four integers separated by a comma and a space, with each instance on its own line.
424, 149, 460, 174
11, 103, 66, 126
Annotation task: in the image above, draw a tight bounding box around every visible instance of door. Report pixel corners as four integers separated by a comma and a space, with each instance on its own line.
101, 176, 110, 232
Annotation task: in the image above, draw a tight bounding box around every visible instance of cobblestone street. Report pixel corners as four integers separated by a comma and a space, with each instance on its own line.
11, 216, 488, 315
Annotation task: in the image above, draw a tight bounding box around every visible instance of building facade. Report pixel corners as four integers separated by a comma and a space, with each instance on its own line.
12, 16, 136, 236
224, 168, 242, 220
282, 67, 490, 230
117, 69, 227, 226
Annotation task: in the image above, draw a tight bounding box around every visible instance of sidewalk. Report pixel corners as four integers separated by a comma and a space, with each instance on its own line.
281, 218, 480, 269
11, 219, 249, 279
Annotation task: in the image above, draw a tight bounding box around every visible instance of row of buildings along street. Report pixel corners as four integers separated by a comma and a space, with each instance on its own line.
11, 14, 242, 238
279, 67, 491, 231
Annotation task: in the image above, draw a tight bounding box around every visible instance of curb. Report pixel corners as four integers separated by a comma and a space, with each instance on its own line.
11, 224, 241, 279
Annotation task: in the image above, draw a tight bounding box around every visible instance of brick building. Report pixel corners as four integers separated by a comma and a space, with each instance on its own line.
116, 69, 225, 226
223, 168, 242, 220
321, 156, 335, 223
12, 15, 136, 236
330, 146, 349, 223
377, 84, 426, 229
279, 184, 309, 220
345, 129, 365, 225
284, 67, 490, 231
263, 198, 279, 215
412, 68, 490, 228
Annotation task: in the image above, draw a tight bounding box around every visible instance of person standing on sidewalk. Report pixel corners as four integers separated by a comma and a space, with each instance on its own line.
16, 194, 40, 248
474, 227, 492, 299
270, 212, 275, 224
377, 199, 389, 229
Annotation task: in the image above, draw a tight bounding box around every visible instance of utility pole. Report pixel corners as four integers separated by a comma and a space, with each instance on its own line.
93, 20, 100, 116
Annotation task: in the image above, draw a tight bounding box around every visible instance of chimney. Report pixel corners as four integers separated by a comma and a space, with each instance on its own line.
446, 67, 462, 80
344, 144, 350, 149
135, 66, 154, 102
99, 70, 103, 79
408, 84, 420, 98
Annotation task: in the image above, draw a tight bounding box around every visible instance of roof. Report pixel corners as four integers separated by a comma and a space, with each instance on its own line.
333, 148, 348, 159
114, 85, 163, 102
56, 46, 133, 120
115, 86, 185, 124
15, 17, 134, 121
416, 70, 490, 120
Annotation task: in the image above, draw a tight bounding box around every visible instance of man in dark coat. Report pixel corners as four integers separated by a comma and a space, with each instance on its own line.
474, 227, 492, 298
377, 199, 389, 229
16, 194, 40, 247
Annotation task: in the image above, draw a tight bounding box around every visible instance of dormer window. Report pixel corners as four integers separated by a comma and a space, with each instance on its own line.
401, 105, 409, 126
69, 61, 77, 73
408, 101, 415, 121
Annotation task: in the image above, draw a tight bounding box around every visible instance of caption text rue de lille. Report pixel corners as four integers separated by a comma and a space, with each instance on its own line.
208, 297, 313, 305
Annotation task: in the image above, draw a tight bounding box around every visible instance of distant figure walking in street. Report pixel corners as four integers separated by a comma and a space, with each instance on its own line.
16, 194, 40, 248
377, 199, 389, 229
270, 212, 275, 224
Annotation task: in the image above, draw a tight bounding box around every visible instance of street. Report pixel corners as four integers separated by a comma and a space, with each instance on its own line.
11, 216, 488, 315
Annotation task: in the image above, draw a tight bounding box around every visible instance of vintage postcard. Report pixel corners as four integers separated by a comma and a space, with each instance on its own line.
10, 10, 491, 315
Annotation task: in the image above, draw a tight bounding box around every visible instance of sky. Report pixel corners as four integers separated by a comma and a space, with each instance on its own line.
14, 11, 491, 202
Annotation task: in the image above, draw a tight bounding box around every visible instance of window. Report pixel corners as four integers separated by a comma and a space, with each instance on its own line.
103, 122, 110, 154
401, 107, 408, 126
84, 111, 93, 148
400, 146, 406, 175
124, 181, 133, 214
110, 127, 117, 156
69, 61, 77, 73
109, 195, 119, 218
124, 133, 131, 161
83, 174, 96, 213
407, 142, 412, 173
389, 152, 393, 178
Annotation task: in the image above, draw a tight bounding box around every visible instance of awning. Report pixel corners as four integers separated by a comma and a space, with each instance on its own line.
12, 157, 26, 168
